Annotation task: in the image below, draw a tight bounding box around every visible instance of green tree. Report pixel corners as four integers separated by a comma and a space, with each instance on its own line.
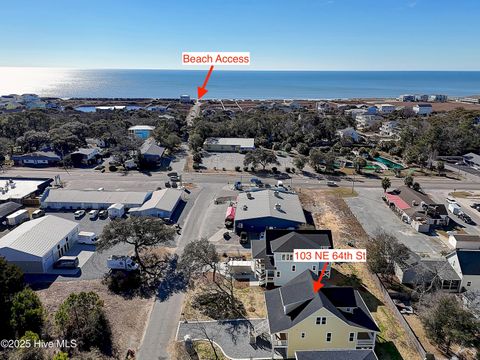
188, 133, 204, 152
10, 331, 46, 360
308, 148, 325, 172
192, 151, 202, 164
354, 156, 367, 174
0, 257, 25, 338
366, 231, 409, 274
10, 288, 44, 337
243, 148, 279, 170
98, 217, 176, 276
436, 160, 445, 175
420, 293, 479, 354
404, 175, 414, 187
55, 292, 112, 354
293, 155, 307, 171
179, 238, 220, 282
412, 182, 421, 191
381, 177, 391, 192
52, 352, 69, 360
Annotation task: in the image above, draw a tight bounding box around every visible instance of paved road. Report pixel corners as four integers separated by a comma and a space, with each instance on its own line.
137, 183, 231, 360
3, 166, 480, 192
3, 163, 480, 360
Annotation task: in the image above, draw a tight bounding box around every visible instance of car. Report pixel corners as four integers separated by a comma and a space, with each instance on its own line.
53, 256, 79, 269
455, 161, 464, 166
89, 209, 99, 220
327, 180, 337, 187
470, 203, 480, 209
239, 231, 248, 244
74, 210, 85, 219
98, 210, 108, 219
32, 209, 45, 219
446, 197, 457, 204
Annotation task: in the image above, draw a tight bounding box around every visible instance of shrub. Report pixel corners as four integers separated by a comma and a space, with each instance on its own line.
235, 166, 241, 172
108, 165, 117, 172
284, 144, 292, 152
250, 166, 255, 172
272, 166, 278, 173
243, 166, 249, 172
285, 167, 291, 173
193, 163, 200, 170
103, 270, 142, 295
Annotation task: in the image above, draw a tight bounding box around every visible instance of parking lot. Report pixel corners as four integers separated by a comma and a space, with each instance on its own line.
42, 210, 133, 280
428, 190, 480, 236
346, 188, 450, 256
200, 151, 297, 171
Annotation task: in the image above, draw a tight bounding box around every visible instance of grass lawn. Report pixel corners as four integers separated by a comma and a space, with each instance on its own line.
327, 186, 358, 198
194, 341, 227, 360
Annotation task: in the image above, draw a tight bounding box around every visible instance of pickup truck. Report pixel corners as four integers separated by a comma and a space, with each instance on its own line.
107, 256, 139, 271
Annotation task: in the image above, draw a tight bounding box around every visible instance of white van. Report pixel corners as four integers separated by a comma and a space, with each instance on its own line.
77, 231, 98, 245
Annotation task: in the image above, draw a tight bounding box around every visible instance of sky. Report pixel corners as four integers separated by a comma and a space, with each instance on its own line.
1, 0, 480, 70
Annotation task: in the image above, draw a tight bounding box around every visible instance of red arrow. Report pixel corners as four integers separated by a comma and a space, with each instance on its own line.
197, 65, 214, 100
313, 262, 329, 293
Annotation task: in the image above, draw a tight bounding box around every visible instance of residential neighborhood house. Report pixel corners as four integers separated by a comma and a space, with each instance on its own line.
252, 229, 333, 286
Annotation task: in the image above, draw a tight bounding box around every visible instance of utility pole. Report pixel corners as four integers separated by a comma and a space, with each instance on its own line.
351, 174, 354, 194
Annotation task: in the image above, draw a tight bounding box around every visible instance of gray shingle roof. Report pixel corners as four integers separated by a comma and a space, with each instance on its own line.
270, 230, 333, 253
0, 215, 78, 259
295, 350, 378, 360
235, 189, 306, 224
140, 139, 165, 157
265, 270, 379, 333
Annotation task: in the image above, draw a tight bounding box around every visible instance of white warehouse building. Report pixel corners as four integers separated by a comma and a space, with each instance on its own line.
41, 188, 151, 210
0, 215, 79, 273
129, 189, 183, 220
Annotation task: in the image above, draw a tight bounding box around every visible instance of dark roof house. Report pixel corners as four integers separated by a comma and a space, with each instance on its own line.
265, 270, 379, 334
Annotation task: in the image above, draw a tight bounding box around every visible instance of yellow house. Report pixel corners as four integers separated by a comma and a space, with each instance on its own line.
260, 270, 379, 359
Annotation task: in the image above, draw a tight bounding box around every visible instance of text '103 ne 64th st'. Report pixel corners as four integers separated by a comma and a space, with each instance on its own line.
293, 249, 367, 263
182, 52, 250, 66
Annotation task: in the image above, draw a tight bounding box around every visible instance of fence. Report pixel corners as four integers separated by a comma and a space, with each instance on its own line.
371, 273, 434, 360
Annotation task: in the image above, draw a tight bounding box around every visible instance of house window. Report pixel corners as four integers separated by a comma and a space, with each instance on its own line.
312, 265, 317, 272
326, 332, 332, 342
467, 281, 472, 286
276, 271, 281, 278
291, 265, 296, 272
281, 254, 293, 261
301, 332, 306, 338
315, 317, 327, 325
349, 332, 355, 342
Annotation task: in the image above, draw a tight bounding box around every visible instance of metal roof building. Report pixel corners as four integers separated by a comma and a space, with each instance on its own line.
203, 137, 255, 152
0, 215, 79, 273
129, 189, 183, 220
41, 188, 151, 210
234, 189, 306, 232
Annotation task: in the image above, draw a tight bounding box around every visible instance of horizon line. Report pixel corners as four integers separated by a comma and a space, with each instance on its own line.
1, 66, 480, 72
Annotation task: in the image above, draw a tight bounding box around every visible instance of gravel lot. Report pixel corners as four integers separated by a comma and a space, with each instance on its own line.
345, 188, 450, 256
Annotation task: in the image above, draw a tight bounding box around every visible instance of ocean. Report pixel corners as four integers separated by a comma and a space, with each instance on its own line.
0, 68, 479, 99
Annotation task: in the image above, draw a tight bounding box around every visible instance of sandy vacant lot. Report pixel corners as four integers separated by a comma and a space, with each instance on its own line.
36, 279, 153, 358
